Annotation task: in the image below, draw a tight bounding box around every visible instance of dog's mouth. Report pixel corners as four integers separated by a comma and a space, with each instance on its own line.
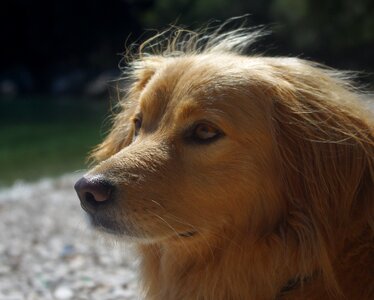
87, 214, 137, 236
90, 215, 117, 231
178, 231, 197, 238
87, 213, 198, 240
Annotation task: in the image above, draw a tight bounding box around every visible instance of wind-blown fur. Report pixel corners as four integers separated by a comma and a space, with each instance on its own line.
88, 25, 374, 300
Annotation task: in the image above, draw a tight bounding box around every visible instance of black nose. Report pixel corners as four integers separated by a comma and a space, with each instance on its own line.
74, 176, 113, 213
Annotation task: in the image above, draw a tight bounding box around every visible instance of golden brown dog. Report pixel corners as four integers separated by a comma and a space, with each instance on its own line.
74, 27, 374, 299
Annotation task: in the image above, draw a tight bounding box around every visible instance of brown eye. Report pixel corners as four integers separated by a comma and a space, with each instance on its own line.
190, 123, 223, 144
133, 117, 142, 137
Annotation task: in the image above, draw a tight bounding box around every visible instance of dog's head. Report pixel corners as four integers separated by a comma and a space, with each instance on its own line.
75, 29, 373, 255
75, 53, 280, 241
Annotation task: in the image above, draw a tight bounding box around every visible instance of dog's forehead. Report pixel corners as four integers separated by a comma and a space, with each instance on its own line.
135, 56, 271, 133
139, 57, 242, 117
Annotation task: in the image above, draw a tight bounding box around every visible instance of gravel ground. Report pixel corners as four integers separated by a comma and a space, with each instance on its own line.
0, 174, 139, 300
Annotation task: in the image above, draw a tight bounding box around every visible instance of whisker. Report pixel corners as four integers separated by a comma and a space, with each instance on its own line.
163, 213, 216, 259
147, 211, 193, 256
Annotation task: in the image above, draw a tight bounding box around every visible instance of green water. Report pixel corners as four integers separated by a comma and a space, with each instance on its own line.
0, 97, 112, 186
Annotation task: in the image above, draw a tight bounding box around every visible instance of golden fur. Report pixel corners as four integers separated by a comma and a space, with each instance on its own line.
86, 27, 374, 299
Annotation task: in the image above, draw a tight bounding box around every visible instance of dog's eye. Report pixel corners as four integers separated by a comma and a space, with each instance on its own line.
190, 123, 222, 143
133, 117, 142, 137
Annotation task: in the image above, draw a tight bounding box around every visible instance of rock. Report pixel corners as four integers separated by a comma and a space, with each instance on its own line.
54, 286, 73, 299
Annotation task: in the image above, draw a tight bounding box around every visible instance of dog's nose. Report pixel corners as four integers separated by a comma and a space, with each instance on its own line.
74, 176, 113, 213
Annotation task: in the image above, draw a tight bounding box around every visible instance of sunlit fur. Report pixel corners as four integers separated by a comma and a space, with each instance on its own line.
88, 27, 374, 299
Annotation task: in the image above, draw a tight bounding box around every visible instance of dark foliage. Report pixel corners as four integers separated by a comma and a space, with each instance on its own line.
1, 0, 373, 95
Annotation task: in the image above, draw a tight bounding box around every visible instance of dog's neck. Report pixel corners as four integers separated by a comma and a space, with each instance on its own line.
136, 231, 311, 300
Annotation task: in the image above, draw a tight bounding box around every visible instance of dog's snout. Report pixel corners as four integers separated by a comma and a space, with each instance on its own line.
74, 176, 113, 213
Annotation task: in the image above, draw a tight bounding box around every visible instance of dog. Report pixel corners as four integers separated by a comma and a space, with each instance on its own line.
74, 27, 374, 299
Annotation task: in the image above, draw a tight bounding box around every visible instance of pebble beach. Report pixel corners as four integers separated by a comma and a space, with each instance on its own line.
0, 174, 139, 300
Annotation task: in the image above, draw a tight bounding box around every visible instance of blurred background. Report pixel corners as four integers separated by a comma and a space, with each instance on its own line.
1, 0, 374, 186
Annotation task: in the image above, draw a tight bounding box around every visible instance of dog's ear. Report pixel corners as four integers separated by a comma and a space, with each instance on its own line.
271, 62, 374, 292
131, 57, 164, 91
271, 69, 374, 293
89, 57, 164, 162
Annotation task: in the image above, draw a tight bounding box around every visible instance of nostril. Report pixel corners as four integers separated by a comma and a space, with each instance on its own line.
85, 192, 97, 204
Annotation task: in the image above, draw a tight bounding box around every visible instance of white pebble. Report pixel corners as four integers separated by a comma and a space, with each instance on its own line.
54, 286, 74, 299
